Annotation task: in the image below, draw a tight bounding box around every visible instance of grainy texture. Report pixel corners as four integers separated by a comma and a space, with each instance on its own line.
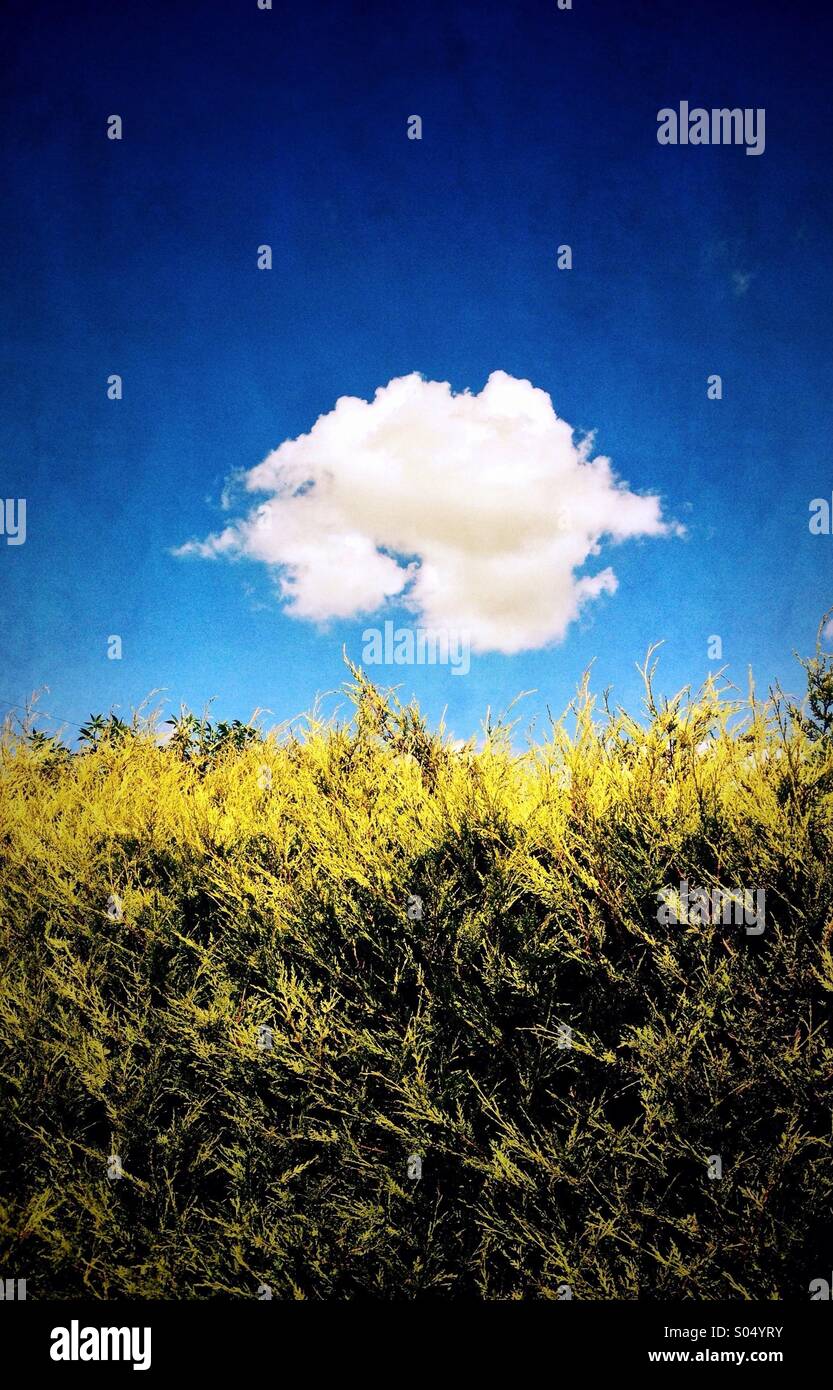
1, 652, 832, 1300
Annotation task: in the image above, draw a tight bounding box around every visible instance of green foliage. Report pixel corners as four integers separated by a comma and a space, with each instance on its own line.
1, 656, 832, 1300
788, 610, 833, 743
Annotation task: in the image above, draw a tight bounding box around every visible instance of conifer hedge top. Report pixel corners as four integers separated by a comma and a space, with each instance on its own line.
1, 647, 832, 1299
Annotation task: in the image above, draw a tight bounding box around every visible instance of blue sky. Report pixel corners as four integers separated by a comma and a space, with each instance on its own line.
1, 0, 831, 742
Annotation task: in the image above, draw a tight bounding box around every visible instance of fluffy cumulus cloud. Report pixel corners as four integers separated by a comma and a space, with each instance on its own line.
177, 372, 681, 654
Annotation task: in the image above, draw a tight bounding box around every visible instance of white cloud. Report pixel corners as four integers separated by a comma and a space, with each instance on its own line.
177, 372, 681, 654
